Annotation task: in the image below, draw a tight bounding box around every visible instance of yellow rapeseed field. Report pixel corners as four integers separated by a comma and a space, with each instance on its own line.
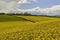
0, 15, 60, 40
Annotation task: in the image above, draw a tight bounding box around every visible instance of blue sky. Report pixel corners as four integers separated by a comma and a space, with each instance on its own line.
19, 0, 60, 9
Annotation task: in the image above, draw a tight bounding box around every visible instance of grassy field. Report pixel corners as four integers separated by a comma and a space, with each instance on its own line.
0, 15, 60, 40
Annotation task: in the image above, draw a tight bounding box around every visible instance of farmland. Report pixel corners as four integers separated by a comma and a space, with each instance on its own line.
0, 15, 60, 40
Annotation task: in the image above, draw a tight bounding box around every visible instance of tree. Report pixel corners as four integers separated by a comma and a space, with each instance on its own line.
23, 12, 32, 16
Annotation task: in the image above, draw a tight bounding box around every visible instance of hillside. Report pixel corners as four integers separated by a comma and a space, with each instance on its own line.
0, 15, 60, 40
0, 15, 30, 22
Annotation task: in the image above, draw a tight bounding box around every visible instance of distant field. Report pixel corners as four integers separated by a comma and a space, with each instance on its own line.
0, 15, 60, 40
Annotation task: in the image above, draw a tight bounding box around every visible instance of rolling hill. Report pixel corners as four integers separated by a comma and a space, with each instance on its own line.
0, 15, 60, 40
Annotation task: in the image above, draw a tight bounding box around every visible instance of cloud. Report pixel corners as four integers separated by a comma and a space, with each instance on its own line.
41, 5, 60, 16
17, 0, 37, 4
18, 5, 60, 16
0, 0, 18, 13
18, 0, 30, 4
32, 0, 38, 2
0, 0, 37, 13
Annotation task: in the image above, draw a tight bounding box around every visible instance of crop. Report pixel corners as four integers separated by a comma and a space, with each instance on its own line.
0, 15, 60, 40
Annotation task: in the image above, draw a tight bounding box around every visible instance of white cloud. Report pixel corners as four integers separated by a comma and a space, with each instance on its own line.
0, 0, 18, 13
41, 5, 60, 16
18, 5, 60, 16
0, 0, 37, 13
18, 0, 30, 4
32, 0, 37, 2
17, 0, 37, 4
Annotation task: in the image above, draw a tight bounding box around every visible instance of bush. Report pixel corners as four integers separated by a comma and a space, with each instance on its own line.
0, 13, 5, 15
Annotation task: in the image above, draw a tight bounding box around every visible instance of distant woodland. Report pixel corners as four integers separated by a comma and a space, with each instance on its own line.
0, 12, 33, 16
0, 12, 60, 18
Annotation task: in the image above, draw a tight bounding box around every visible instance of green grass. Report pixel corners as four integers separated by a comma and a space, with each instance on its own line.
0, 15, 30, 22
0, 15, 60, 40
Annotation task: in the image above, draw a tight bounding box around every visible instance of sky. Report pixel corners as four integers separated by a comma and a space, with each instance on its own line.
19, 0, 60, 9
0, 0, 60, 16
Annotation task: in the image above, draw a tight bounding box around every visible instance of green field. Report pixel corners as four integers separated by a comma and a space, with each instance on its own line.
0, 15, 60, 40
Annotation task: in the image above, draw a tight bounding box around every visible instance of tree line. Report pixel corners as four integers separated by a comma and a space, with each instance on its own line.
0, 12, 33, 16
